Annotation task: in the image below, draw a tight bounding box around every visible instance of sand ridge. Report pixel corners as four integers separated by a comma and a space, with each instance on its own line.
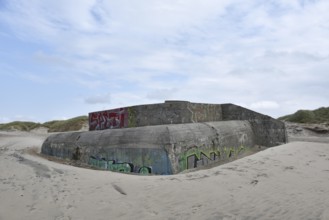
1, 131, 329, 220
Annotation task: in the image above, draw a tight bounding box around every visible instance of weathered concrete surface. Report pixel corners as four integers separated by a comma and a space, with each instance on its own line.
88, 101, 287, 147
42, 102, 286, 175
42, 120, 255, 174
220, 104, 286, 147
88, 101, 224, 130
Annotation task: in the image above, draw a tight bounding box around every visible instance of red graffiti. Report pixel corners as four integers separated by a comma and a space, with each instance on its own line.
89, 108, 127, 130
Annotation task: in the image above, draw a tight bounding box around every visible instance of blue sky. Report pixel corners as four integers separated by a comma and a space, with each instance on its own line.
0, 0, 328, 123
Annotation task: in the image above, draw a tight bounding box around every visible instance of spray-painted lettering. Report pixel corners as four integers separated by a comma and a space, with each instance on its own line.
88, 156, 152, 174
89, 108, 127, 130
179, 146, 245, 171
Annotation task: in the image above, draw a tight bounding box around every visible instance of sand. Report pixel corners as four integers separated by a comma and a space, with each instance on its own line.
1, 130, 329, 220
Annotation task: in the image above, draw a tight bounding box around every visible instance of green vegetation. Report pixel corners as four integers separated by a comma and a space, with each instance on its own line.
0, 116, 88, 132
278, 107, 329, 123
0, 121, 42, 131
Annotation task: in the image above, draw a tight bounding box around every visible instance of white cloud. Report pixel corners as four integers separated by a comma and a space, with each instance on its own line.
0, 0, 328, 121
34, 50, 72, 67
249, 101, 280, 110
0, 116, 10, 123
146, 88, 178, 100
85, 93, 111, 105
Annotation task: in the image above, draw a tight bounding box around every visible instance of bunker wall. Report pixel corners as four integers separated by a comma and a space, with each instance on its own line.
42, 120, 255, 175
221, 104, 287, 146
89, 101, 223, 131
88, 101, 287, 147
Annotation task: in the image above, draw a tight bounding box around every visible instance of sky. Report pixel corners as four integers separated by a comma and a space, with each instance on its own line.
0, 0, 328, 123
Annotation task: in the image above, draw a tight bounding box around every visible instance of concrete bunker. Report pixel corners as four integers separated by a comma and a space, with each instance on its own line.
41, 101, 287, 175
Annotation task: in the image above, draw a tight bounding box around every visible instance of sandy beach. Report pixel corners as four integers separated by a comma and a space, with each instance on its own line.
1, 129, 329, 220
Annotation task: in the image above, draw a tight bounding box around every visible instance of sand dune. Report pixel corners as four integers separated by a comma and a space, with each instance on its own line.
1, 131, 329, 220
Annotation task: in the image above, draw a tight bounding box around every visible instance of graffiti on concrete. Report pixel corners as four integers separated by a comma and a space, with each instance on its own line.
88, 156, 152, 174
179, 146, 245, 171
187, 103, 221, 123
89, 108, 127, 130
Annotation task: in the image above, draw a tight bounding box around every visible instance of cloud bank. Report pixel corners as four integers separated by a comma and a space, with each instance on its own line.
0, 0, 328, 122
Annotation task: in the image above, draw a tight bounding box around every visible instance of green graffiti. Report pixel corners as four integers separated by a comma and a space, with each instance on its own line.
179, 145, 246, 171
138, 166, 152, 175
223, 147, 235, 158
237, 145, 244, 154
89, 157, 108, 169
179, 149, 220, 171
108, 161, 133, 173
88, 156, 152, 174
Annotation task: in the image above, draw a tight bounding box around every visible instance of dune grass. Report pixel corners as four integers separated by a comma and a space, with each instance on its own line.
0, 121, 42, 131
278, 107, 329, 124
0, 116, 88, 132
44, 116, 88, 132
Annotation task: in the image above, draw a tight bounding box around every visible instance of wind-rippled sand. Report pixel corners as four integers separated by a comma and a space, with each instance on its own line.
1, 131, 329, 220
